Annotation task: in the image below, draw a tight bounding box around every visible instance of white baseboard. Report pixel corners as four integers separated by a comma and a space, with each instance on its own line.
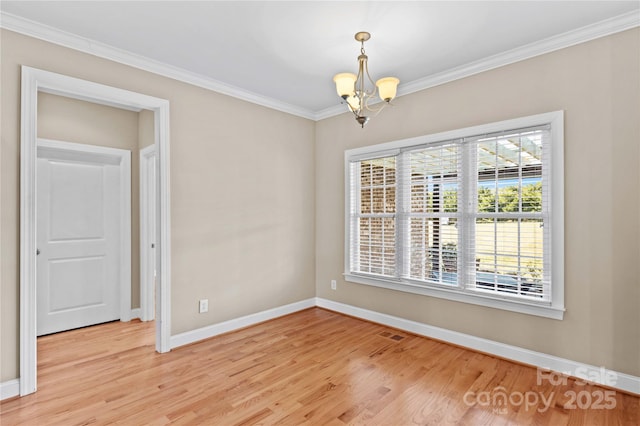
130, 308, 141, 320
0, 379, 20, 401
315, 298, 640, 396
170, 298, 316, 349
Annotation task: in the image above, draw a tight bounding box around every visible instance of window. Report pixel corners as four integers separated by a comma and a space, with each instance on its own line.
345, 112, 564, 319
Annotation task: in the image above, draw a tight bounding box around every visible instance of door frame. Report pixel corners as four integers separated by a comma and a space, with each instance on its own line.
20, 66, 172, 396
37, 138, 132, 327
139, 144, 156, 322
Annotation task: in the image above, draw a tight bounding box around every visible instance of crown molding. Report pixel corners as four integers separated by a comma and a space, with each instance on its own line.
315, 9, 640, 121
0, 12, 316, 121
1, 9, 638, 122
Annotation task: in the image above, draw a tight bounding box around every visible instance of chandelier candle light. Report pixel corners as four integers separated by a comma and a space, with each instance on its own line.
333, 31, 399, 128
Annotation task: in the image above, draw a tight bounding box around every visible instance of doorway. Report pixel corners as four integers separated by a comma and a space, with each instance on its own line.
20, 66, 172, 396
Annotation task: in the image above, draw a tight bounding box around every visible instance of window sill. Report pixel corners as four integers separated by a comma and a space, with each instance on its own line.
344, 273, 565, 320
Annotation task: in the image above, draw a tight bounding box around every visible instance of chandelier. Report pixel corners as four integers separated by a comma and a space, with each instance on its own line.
333, 31, 399, 128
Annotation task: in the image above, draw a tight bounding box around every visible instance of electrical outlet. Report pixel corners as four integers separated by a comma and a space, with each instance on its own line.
199, 299, 208, 313
331, 280, 337, 290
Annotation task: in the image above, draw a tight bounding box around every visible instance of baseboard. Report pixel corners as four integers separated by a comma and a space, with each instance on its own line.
170, 298, 316, 349
130, 308, 141, 320
315, 298, 640, 396
0, 379, 20, 401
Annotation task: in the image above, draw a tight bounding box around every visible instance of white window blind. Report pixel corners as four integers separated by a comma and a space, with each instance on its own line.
345, 112, 564, 319
403, 142, 461, 286
349, 156, 397, 277
466, 126, 550, 301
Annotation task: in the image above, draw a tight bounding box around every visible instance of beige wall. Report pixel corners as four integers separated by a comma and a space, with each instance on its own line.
0, 29, 316, 382
316, 28, 640, 376
38, 92, 143, 309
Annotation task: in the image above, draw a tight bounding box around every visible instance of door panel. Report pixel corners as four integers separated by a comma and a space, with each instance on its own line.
48, 256, 105, 311
37, 154, 122, 336
49, 162, 104, 240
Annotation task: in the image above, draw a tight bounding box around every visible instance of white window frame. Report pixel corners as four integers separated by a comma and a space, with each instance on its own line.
344, 111, 565, 320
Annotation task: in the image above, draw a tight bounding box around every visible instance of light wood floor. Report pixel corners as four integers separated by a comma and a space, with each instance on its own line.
1, 308, 637, 425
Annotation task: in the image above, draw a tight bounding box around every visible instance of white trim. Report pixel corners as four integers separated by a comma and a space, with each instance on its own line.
0, 379, 20, 401
549, 112, 565, 311
120, 150, 132, 322
20, 66, 172, 396
0, 12, 315, 121
20, 65, 38, 398
155, 105, 172, 354
345, 111, 562, 157
131, 308, 141, 320
139, 144, 156, 322
344, 111, 565, 319
36, 138, 132, 324
344, 274, 564, 320
170, 299, 316, 349
1, 10, 637, 121
315, 298, 640, 396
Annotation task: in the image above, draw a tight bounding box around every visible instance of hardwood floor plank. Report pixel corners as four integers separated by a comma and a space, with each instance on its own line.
1, 308, 637, 425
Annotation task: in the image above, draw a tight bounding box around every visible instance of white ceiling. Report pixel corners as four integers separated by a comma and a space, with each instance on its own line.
1, 1, 639, 119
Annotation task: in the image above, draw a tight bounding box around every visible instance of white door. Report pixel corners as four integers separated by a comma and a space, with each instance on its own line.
36, 139, 131, 336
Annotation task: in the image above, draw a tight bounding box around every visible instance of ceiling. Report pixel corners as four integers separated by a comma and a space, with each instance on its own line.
1, 1, 638, 119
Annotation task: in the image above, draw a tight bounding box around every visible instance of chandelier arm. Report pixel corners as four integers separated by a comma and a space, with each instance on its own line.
362, 56, 378, 97
363, 96, 387, 114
